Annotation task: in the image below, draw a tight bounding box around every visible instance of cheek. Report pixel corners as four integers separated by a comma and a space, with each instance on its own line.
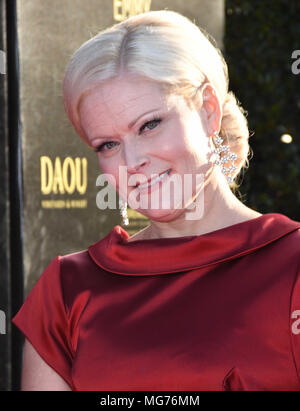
171, 124, 203, 159
157, 123, 189, 158
183, 122, 210, 162
172, 123, 210, 170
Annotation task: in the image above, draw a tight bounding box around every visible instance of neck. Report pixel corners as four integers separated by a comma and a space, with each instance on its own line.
142, 178, 261, 240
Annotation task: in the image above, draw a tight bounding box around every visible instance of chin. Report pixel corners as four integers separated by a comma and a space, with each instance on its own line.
137, 207, 184, 222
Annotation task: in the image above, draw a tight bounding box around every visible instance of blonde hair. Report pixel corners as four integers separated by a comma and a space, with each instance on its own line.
62, 10, 251, 188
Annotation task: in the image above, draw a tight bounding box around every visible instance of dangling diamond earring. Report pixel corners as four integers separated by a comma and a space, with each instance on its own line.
212, 131, 238, 184
119, 197, 129, 226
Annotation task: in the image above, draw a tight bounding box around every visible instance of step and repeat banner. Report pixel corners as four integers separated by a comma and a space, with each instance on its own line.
17, 0, 224, 296
0, 0, 224, 390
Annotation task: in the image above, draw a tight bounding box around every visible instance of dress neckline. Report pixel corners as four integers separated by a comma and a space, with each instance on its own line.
88, 213, 300, 276
121, 214, 263, 244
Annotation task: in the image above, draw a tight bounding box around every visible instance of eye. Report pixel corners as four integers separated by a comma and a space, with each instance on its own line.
94, 141, 118, 153
93, 117, 162, 154
139, 117, 162, 134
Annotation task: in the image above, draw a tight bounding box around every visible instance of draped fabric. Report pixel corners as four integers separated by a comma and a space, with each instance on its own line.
12, 213, 300, 390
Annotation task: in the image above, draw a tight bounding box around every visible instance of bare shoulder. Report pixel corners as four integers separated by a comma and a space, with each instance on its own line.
21, 339, 72, 391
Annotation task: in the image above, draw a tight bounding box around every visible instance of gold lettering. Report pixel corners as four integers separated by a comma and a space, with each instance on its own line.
75, 157, 88, 195
124, 0, 131, 18
62, 157, 76, 194
113, 0, 123, 21
41, 199, 87, 209
113, 0, 152, 21
134, 0, 144, 15
144, 0, 151, 12
52, 157, 65, 194
41, 156, 88, 195
41, 200, 66, 208
40, 156, 53, 195
71, 199, 88, 208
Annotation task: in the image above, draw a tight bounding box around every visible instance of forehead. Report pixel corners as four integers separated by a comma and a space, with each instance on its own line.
78, 75, 180, 139
79, 76, 165, 118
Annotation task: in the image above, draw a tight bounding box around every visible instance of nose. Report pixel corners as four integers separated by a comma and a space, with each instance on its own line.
123, 138, 149, 174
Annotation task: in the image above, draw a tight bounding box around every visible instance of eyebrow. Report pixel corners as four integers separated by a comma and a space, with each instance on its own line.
90, 108, 162, 141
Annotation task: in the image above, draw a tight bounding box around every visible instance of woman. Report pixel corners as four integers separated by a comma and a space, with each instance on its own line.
12, 10, 300, 391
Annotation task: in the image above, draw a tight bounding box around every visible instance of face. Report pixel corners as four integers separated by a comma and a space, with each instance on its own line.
78, 74, 216, 222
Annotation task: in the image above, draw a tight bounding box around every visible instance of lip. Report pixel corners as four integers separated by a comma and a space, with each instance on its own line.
135, 169, 171, 188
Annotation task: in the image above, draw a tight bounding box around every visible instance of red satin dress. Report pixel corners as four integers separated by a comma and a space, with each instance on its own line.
12, 213, 300, 391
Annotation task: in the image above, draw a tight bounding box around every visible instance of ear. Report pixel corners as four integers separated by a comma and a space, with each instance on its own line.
199, 83, 222, 137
